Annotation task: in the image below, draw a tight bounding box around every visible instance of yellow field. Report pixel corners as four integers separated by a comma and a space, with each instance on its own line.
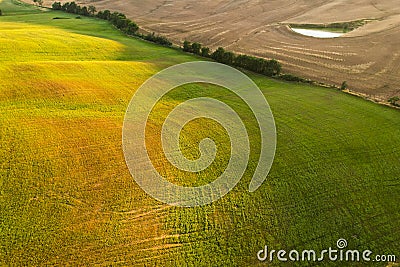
0, 23, 125, 62
0, 61, 156, 104
0, 20, 178, 265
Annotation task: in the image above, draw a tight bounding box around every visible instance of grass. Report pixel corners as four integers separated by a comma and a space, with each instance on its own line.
0, 0, 399, 266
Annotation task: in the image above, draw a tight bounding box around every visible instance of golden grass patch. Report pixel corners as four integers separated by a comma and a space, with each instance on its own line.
0, 22, 124, 61
0, 61, 157, 105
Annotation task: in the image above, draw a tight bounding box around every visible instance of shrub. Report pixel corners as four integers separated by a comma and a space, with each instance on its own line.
32, 0, 42, 6
183, 40, 191, 52
388, 96, 400, 106
88, 5, 96, 16
97, 10, 111, 20
279, 74, 305, 82
201, 47, 210, 57
125, 21, 139, 35
52, 2, 62, 10
341, 81, 348, 90
211, 47, 226, 62
144, 33, 172, 47
191, 42, 201, 55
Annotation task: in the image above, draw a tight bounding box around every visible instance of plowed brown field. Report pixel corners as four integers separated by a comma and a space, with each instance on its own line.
36, 0, 400, 101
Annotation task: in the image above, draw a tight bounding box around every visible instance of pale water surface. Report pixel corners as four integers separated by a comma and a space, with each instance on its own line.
291, 28, 344, 38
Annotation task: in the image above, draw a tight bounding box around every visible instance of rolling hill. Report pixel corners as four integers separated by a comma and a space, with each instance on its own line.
32, 0, 400, 102
0, 0, 399, 265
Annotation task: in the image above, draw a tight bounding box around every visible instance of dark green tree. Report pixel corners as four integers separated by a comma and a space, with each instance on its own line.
96, 9, 110, 20
103, 10, 111, 19
52, 2, 62, 10
110, 12, 125, 24
253, 58, 265, 73
211, 47, 226, 62
201, 47, 210, 57
61, 2, 69, 11
125, 21, 139, 34
145, 33, 172, 46
116, 18, 128, 29
75, 5, 82, 15
264, 59, 281, 76
388, 96, 400, 106
222, 51, 235, 65
183, 40, 191, 52
341, 81, 348, 90
66, 2, 78, 13
271, 59, 282, 75
88, 5, 96, 16
79, 6, 89, 16
191, 42, 201, 55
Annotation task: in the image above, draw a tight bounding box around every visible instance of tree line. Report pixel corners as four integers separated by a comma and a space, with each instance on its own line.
183, 40, 282, 77
52, 2, 95, 17
50, 2, 286, 79
51, 2, 170, 46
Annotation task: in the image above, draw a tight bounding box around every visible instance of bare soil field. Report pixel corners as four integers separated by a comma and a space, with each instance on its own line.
35, 0, 400, 101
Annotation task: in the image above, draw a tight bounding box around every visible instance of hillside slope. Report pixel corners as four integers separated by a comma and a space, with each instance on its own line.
1, 1, 399, 265
36, 0, 400, 101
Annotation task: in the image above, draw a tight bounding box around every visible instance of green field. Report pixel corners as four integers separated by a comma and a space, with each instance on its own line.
0, 0, 399, 266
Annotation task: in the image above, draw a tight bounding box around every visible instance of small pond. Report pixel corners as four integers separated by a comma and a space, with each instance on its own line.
291, 28, 344, 38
